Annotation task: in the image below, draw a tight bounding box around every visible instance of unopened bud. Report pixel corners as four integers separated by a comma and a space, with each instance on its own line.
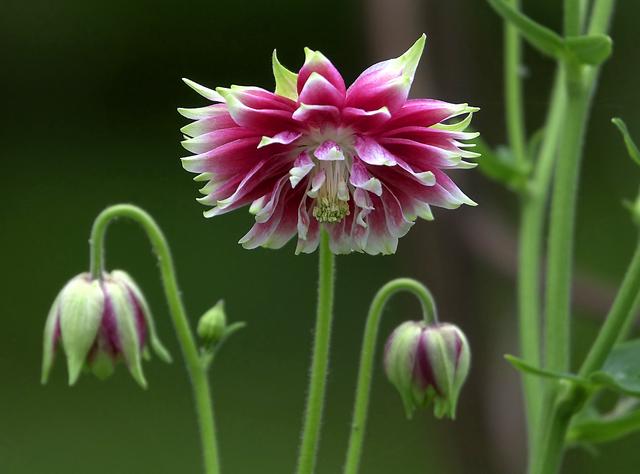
384, 321, 470, 419
197, 300, 227, 345
41, 271, 171, 388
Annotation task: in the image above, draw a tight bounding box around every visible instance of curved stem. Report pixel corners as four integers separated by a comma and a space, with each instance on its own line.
343, 278, 438, 474
296, 230, 335, 474
89, 204, 220, 474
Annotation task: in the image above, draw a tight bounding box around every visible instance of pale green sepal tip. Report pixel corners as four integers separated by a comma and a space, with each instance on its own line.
272, 50, 298, 100
41, 296, 60, 384
398, 34, 426, 78
182, 78, 224, 102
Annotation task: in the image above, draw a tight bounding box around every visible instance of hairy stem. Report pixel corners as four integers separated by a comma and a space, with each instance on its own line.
343, 278, 437, 474
90, 204, 220, 474
296, 230, 336, 474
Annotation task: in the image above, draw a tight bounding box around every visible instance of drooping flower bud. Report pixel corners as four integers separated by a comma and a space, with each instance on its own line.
41, 271, 171, 388
197, 300, 227, 346
384, 321, 470, 419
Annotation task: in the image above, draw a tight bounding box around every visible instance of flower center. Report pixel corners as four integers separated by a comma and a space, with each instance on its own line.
312, 160, 351, 223
307, 134, 353, 224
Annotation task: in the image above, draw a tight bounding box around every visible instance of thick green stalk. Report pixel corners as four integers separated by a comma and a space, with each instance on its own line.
89, 204, 220, 474
296, 231, 336, 474
343, 279, 438, 474
533, 1, 616, 472
520, 73, 567, 468
543, 78, 590, 375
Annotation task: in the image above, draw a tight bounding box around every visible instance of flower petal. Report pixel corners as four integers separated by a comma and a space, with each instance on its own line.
289, 151, 315, 188
341, 106, 392, 131
349, 159, 382, 196
314, 140, 345, 161
299, 72, 345, 107
345, 35, 425, 113
354, 136, 397, 166
257, 131, 302, 149
297, 48, 346, 96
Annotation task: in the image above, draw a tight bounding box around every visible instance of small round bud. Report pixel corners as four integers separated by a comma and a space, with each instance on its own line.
384, 321, 470, 419
41, 271, 171, 388
197, 300, 227, 346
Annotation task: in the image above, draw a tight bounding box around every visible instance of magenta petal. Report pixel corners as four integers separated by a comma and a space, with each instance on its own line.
350, 159, 382, 196
182, 128, 259, 154
292, 104, 340, 125
314, 140, 345, 161
380, 185, 414, 238
354, 136, 397, 166
341, 106, 392, 131
299, 72, 345, 107
297, 48, 346, 96
258, 131, 302, 148
382, 99, 467, 130
345, 76, 410, 114
289, 151, 315, 188
296, 212, 320, 254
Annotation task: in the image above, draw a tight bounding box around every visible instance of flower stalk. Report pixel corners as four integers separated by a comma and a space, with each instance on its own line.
296, 230, 336, 474
343, 278, 437, 474
89, 204, 221, 474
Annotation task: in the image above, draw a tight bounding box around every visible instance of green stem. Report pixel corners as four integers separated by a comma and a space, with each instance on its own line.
544, 76, 590, 375
89, 204, 220, 474
296, 230, 336, 474
580, 238, 640, 375
343, 278, 437, 474
520, 72, 567, 470
505, 0, 527, 168
533, 1, 617, 472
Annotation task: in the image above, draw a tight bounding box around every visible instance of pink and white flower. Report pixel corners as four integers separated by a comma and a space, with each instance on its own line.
180, 35, 479, 254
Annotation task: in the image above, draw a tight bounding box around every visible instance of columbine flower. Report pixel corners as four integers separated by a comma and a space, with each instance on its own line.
41, 271, 171, 387
384, 321, 470, 419
180, 34, 478, 254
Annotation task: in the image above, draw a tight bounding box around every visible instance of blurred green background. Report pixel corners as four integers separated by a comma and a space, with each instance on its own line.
2, 0, 639, 472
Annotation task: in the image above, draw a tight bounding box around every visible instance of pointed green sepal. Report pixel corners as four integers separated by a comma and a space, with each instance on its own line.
272, 50, 298, 100
58, 278, 104, 385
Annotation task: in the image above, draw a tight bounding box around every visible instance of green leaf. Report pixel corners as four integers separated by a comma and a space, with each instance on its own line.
487, 0, 565, 59
612, 118, 640, 167
565, 34, 613, 66
505, 355, 590, 384
568, 400, 640, 444
474, 138, 529, 191
589, 339, 640, 397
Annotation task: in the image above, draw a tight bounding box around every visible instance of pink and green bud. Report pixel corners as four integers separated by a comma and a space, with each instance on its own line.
41, 271, 171, 388
384, 321, 470, 419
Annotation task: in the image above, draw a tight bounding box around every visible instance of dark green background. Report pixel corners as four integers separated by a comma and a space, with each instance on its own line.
2, 0, 639, 472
